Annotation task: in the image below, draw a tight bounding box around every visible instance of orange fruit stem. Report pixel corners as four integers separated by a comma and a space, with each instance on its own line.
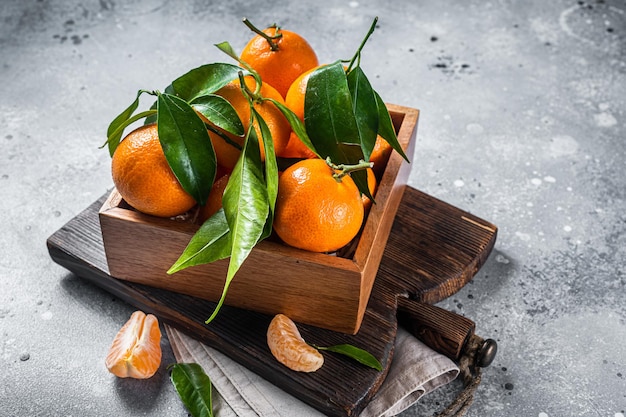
242, 18, 281, 51
325, 157, 374, 182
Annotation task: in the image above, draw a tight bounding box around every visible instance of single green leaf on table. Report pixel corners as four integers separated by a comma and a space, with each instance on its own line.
191, 94, 244, 136
205, 122, 270, 324
346, 66, 378, 161
374, 90, 409, 162
169, 363, 214, 417
317, 344, 383, 371
172, 62, 244, 102
157, 93, 217, 206
167, 209, 232, 274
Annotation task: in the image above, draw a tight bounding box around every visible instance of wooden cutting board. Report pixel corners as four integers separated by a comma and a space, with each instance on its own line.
46, 186, 496, 416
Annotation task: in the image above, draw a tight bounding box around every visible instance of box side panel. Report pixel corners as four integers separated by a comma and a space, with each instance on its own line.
352, 106, 420, 327
99, 209, 362, 333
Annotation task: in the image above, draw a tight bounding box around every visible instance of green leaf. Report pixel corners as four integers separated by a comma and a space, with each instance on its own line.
305, 61, 361, 163
253, 109, 279, 240
267, 98, 319, 158
253, 109, 278, 213
214, 41, 240, 62
157, 93, 217, 206
169, 363, 214, 417
105, 90, 144, 156
191, 94, 244, 136
144, 100, 158, 125
167, 209, 231, 274
145, 85, 174, 126
172, 63, 243, 102
105, 109, 157, 155
317, 344, 383, 371
347, 67, 378, 161
374, 91, 409, 162
205, 123, 270, 324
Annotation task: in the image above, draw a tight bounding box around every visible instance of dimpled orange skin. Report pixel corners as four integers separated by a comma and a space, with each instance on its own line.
208, 77, 290, 170
240, 27, 319, 99
111, 124, 196, 218
105, 311, 162, 379
267, 314, 324, 372
273, 159, 365, 253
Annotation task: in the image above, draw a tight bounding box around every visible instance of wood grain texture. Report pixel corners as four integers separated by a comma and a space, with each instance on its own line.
98, 105, 419, 335
47, 186, 496, 417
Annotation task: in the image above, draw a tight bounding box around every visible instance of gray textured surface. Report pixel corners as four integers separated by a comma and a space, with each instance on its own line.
1, 0, 625, 416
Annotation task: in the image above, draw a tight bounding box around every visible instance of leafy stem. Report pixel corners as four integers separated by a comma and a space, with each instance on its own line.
242, 18, 282, 51
325, 157, 373, 182
103, 109, 157, 151
205, 123, 242, 151
346, 16, 378, 73
237, 70, 263, 104
214, 42, 263, 95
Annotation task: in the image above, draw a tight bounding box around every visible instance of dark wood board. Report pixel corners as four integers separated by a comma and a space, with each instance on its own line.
46, 186, 496, 416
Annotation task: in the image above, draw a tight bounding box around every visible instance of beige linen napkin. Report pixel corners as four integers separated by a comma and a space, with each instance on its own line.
165, 325, 459, 417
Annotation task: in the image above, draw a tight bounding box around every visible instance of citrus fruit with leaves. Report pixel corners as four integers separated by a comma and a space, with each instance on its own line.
267, 314, 324, 372
279, 66, 321, 159
105, 310, 162, 379
111, 124, 196, 218
208, 76, 290, 170
240, 20, 319, 98
273, 158, 365, 253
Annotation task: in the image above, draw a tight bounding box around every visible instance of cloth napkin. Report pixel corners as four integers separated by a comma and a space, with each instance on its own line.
165, 324, 459, 417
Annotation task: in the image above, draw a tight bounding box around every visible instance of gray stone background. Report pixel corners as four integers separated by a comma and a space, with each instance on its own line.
1, 0, 624, 416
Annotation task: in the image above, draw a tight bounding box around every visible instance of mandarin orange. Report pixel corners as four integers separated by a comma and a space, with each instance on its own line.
369, 135, 393, 177
208, 77, 290, 170
111, 124, 196, 218
105, 311, 162, 379
273, 158, 364, 253
279, 66, 321, 159
361, 168, 378, 212
240, 25, 319, 98
198, 173, 230, 223
267, 314, 324, 372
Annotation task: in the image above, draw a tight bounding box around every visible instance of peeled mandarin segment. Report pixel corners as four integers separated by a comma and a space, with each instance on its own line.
267, 314, 324, 373
105, 311, 162, 379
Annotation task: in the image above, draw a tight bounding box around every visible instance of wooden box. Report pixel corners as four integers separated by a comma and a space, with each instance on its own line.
99, 104, 418, 334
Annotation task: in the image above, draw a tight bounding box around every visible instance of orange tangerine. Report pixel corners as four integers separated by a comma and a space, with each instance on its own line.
273, 159, 364, 253
208, 77, 290, 170
111, 124, 196, 218
240, 25, 319, 98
